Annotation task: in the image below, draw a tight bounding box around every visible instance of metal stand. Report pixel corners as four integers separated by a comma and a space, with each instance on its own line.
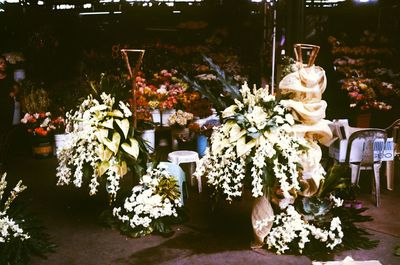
120, 49, 145, 129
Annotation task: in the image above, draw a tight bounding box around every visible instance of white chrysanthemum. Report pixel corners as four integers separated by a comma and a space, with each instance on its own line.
112, 165, 181, 233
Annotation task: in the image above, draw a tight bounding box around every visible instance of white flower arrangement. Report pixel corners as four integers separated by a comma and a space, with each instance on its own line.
113, 165, 181, 237
266, 206, 343, 254
195, 82, 344, 254
56, 93, 146, 201
197, 83, 306, 202
0, 173, 30, 243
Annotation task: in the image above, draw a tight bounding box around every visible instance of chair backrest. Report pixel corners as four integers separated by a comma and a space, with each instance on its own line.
345, 129, 387, 166
385, 119, 400, 155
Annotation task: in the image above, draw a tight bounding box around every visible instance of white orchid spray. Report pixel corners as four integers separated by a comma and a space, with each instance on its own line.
0, 173, 30, 244
195, 82, 345, 254
56, 93, 148, 201
196, 83, 306, 203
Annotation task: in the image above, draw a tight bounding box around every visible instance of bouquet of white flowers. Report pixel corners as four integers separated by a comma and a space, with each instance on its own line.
195, 83, 346, 255
56, 93, 148, 201
113, 165, 182, 237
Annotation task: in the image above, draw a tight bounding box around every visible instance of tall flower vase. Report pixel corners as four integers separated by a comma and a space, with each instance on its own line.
161, 109, 176, 127
197, 134, 208, 157
53, 133, 71, 156
141, 129, 156, 154
32, 136, 53, 158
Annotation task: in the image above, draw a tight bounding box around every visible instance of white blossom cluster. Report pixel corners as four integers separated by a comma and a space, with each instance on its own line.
0, 173, 30, 243
266, 206, 343, 254
197, 83, 304, 202
113, 166, 181, 233
196, 82, 345, 253
56, 93, 135, 199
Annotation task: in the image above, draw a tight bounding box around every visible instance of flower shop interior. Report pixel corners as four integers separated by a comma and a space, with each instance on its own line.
0, 0, 400, 264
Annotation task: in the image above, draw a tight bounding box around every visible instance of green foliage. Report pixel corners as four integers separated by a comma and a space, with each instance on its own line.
289, 163, 379, 260
184, 55, 242, 114
333, 206, 378, 251
0, 204, 56, 265
20, 81, 50, 113
317, 163, 348, 198
84, 73, 131, 103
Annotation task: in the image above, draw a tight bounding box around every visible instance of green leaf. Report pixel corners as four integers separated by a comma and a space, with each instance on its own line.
116, 118, 130, 139
121, 138, 139, 159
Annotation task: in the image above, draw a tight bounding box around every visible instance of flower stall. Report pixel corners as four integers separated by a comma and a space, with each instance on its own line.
329, 31, 400, 127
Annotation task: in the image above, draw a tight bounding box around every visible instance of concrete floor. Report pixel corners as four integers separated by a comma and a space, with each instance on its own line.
4, 154, 400, 265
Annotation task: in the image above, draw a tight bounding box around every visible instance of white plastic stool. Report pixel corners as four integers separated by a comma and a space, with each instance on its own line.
168, 150, 202, 192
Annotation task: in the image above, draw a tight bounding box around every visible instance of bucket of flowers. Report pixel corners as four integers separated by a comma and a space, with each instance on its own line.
50, 116, 69, 156
168, 110, 195, 150
20, 112, 54, 158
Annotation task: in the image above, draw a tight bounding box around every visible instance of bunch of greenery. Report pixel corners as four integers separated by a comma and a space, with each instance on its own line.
20, 81, 50, 114
184, 56, 242, 114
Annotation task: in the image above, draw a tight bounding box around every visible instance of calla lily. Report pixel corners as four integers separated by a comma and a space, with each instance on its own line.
103, 132, 121, 154
121, 138, 139, 159
96, 144, 113, 161
212, 138, 230, 154
236, 137, 256, 157
229, 124, 246, 143
115, 118, 130, 139
90, 104, 108, 112
113, 161, 128, 177
222, 120, 236, 135
95, 128, 109, 143
97, 161, 110, 176
222, 105, 238, 118
101, 118, 114, 129
107, 109, 124, 118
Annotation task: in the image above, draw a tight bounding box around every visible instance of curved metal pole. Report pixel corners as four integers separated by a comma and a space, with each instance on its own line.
121, 49, 145, 129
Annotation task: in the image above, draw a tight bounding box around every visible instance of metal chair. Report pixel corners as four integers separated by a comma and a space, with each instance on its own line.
345, 129, 387, 207
385, 119, 400, 190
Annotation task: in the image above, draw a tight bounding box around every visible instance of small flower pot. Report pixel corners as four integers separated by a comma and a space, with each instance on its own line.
54, 133, 71, 156
32, 136, 53, 158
